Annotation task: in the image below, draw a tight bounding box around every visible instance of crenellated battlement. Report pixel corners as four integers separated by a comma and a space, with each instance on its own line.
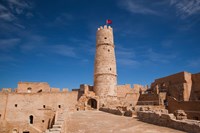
97, 25, 112, 31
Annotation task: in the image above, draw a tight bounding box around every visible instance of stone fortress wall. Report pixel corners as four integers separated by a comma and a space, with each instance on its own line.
137, 110, 200, 133
138, 71, 200, 120
0, 25, 200, 133
0, 82, 78, 133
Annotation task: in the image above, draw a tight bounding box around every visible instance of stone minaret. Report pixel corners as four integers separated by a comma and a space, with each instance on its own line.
94, 25, 117, 98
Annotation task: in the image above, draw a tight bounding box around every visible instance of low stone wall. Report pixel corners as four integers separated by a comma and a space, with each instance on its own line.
137, 111, 200, 133
99, 108, 133, 117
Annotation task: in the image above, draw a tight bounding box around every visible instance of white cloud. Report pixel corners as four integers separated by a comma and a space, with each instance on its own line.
19, 35, 78, 58
0, 4, 16, 21
0, 12, 16, 21
161, 40, 173, 48
8, 0, 32, 14
187, 58, 200, 68
119, 0, 160, 15
116, 45, 135, 58
0, 38, 20, 51
0, 0, 33, 22
170, 0, 200, 18
13, 23, 26, 29
118, 58, 140, 67
0, 4, 7, 10
144, 48, 177, 63
116, 45, 140, 67
0, 54, 16, 62
48, 45, 77, 58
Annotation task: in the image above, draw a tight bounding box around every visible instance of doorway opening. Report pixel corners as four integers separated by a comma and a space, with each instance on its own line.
29, 115, 33, 124
87, 98, 97, 109
23, 131, 29, 133
12, 129, 18, 133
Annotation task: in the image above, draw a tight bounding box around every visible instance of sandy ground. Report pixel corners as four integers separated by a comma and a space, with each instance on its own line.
65, 110, 186, 133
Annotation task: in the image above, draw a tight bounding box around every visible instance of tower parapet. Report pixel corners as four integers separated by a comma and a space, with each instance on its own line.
94, 25, 117, 101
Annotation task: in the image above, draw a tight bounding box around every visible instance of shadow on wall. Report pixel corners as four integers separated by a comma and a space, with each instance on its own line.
167, 96, 200, 120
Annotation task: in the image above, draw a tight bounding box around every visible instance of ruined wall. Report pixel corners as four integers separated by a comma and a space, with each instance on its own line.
123, 93, 140, 107
0, 93, 8, 121
137, 111, 200, 133
17, 82, 51, 93
0, 91, 78, 132
151, 71, 192, 101
137, 93, 160, 105
191, 73, 200, 100
117, 84, 132, 98
168, 96, 200, 120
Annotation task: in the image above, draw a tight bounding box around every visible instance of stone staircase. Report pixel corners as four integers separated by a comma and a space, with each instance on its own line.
46, 110, 65, 133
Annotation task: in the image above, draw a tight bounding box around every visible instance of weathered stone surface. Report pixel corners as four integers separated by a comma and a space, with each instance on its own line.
174, 110, 187, 120
137, 110, 200, 133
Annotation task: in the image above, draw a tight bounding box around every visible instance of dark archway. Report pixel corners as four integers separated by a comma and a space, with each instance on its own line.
87, 98, 97, 109
29, 115, 33, 124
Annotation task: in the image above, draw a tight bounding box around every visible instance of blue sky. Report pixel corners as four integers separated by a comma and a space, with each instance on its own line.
0, 0, 200, 90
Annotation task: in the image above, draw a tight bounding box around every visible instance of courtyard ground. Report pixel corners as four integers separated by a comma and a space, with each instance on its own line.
65, 110, 186, 133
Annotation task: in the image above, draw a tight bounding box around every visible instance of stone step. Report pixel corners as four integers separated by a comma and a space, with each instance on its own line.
53, 125, 62, 128
50, 128, 61, 131
57, 119, 64, 121
51, 131, 60, 133
55, 122, 63, 125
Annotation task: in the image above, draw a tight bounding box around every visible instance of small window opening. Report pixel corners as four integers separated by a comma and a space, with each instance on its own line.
23, 131, 29, 133
110, 68, 112, 71
42, 120, 44, 123
27, 87, 32, 93
130, 104, 132, 106
15, 104, 17, 107
104, 37, 107, 39
108, 49, 110, 52
0, 114, 1, 118
58, 105, 61, 108
43, 105, 45, 108
29, 115, 33, 124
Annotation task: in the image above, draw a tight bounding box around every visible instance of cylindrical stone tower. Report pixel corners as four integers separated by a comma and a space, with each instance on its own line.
94, 25, 117, 98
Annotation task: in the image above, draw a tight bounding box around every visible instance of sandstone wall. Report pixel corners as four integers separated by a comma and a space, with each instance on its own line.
151, 71, 192, 101
137, 94, 159, 105
168, 96, 200, 120
17, 82, 51, 93
117, 84, 132, 98
0, 93, 8, 120
116, 84, 141, 107
0, 91, 78, 132
137, 111, 200, 133
191, 73, 200, 100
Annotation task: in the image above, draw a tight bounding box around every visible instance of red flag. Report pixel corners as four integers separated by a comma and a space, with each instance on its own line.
106, 19, 112, 24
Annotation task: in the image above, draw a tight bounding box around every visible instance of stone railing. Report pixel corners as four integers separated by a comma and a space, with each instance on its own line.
137, 111, 200, 133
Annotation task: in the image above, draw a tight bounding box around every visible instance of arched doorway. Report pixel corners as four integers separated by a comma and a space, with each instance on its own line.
29, 115, 33, 124
12, 129, 18, 133
87, 98, 97, 109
